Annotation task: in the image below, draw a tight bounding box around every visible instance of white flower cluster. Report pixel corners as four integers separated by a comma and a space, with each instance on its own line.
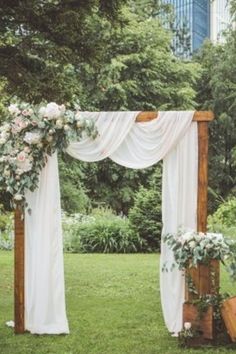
0, 123, 10, 145
0, 101, 97, 206
179, 230, 224, 250
39, 102, 65, 120
163, 229, 233, 270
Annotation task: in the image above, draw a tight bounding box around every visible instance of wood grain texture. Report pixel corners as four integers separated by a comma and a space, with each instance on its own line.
14, 206, 25, 334
136, 111, 214, 122
183, 303, 214, 339
185, 260, 220, 302
184, 117, 220, 342
221, 296, 236, 342
197, 122, 209, 233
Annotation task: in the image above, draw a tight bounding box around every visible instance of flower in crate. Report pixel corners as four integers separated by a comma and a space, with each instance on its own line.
163, 229, 236, 280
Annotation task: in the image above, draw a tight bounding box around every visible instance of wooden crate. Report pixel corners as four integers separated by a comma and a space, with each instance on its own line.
221, 296, 236, 342
185, 259, 220, 302
183, 302, 214, 339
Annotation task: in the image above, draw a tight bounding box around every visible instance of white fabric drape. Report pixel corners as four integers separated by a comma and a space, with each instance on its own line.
25, 111, 198, 334
161, 123, 198, 333
25, 153, 69, 334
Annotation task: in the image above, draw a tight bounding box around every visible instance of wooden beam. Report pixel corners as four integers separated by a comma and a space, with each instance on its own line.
136, 111, 214, 122
197, 121, 209, 233
14, 205, 25, 334
184, 115, 219, 341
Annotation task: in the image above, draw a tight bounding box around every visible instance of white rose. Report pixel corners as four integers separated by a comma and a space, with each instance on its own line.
64, 124, 70, 131
75, 111, 80, 121
0, 138, 6, 145
14, 194, 23, 201
0, 123, 10, 132
8, 104, 20, 116
24, 132, 41, 145
184, 322, 192, 330
16, 168, 24, 175
76, 121, 82, 128
56, 119, 63, 129
59, 104, 66, 114
24, 146, 31, 153
4, 168, 10, 177
182, 231, 194, 241
39, 106, 46, 117
44, 102, 61, 120
189, 240, 196, 249
46, 135, 53, 142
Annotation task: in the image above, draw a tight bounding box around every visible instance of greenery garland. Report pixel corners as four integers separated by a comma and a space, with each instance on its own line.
0, 101, 98, 209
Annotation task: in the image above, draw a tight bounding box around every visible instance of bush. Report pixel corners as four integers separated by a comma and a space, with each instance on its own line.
62, 212, 94, 253
62, 208, 146, 253
59, 157, 91, 214
208, 197, 236, 238
0, 208, 14, 250
129, 168, 162, 251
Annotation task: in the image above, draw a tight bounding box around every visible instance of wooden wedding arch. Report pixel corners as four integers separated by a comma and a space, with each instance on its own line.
14, 110, 214, 334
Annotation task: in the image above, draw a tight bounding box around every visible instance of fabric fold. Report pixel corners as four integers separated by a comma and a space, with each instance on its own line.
25, 153, 69, 334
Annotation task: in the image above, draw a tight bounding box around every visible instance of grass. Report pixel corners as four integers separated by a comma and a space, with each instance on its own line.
0, 251, 236, 354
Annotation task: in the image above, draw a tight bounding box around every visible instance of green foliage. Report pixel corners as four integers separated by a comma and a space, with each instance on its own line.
79, 7, 201, 111
63, 208, 146, 253
129, 167, 162, 251
1, 251, 236, 353
194, 30, 236, 212
0, 0, 126, 102
59, 156, 91, 214
79, 160, 156, 214
0, 208, 13, 250
208, 197, 236, 238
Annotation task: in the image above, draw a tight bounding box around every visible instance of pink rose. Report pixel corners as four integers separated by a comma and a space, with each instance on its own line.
17, 151, 26, 162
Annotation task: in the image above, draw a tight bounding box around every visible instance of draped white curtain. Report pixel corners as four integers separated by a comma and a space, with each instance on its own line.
25, 111, 198, 334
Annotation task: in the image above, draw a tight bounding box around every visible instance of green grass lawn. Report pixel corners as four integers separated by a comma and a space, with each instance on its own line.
0, 251, 236, 354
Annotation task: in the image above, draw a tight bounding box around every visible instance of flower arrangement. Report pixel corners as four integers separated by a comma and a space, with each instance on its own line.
163, 230, 236, 280
0, 101, 98, 208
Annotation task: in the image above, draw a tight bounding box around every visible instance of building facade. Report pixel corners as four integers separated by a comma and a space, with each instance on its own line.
210, 0, 232, 43
161, 0, 231, 55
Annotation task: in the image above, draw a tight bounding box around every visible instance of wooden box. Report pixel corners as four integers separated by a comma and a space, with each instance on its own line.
185, 259, 220, 301
221, 296, 236, 342
183, 302, 214, 339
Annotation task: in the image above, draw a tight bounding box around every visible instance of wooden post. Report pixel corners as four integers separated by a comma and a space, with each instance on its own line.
183, 116, 220, 341
14, 205, 25, 334
197, 122, 209, 233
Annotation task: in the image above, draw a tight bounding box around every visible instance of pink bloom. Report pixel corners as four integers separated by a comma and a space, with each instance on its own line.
17, 151, 26, 163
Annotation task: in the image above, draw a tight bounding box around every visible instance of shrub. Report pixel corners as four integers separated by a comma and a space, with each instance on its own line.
62, 212, 94, 253
129, 168, 162, 251
208, 197, 236, 238
62, 208, 146, 253
0, 208, 14, 250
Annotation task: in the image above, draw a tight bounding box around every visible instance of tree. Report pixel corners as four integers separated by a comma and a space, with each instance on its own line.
129, 166, 162, 251
0, 0, 126, 102
77, 7, 200, 111
194, 28, 236, 211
